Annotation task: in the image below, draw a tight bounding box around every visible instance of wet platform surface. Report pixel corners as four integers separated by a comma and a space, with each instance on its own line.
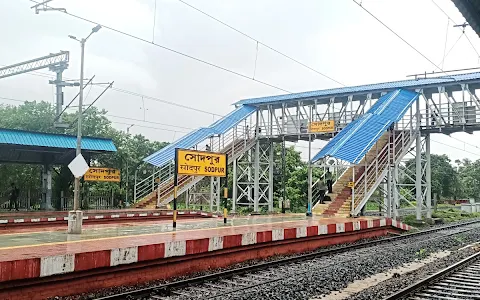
0, 214, 310, 248
0, 208, 170, 219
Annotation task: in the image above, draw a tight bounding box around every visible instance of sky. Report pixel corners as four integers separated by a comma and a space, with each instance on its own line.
1, 0, 480, 162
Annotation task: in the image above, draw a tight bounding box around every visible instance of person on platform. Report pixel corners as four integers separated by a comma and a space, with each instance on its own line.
325, 170, 333, 194
8, 183, 19, 211
318, 180, 327, 204
205, 144, 211, 151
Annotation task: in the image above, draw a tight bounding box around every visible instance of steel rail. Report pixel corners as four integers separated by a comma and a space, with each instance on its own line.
95, 219, 480, 300
383, 251, 480, 300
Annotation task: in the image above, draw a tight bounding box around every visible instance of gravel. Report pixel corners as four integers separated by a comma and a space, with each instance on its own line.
199, 226, 480, 300
345, 247, 478, 300
54, 219, 480, 300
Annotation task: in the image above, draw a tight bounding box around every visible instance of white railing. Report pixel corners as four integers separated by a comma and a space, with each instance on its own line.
133, 123, 258, 206
352, 126, 417, 215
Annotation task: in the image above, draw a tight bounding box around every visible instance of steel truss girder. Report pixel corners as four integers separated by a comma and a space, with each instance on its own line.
234, 140, 273, 212
0, 51, 69, 79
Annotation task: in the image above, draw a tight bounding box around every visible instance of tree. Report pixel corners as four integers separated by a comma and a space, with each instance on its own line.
0, 101, 166, 207
403, 154, 459, 201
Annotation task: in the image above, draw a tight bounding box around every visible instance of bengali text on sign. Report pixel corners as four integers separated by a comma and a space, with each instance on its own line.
84, 168, 121, 182
176, 149, 227, 177
308, 120, 335, 133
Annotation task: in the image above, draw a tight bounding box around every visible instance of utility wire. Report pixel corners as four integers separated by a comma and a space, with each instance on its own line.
111, 121, 190, 134
439, 32, 464, 67
431, 0, 480, 59
94, 83, 224, 117
448, 135, 480, 151
433, 140, 480, 157
177, 0, 345, 86
106, 114, 194, 130
0, 64, 225, 117
352, 0, 447, 74
441, 18, 450, 69
0, 95, 193, 133
29, 0, 292, 94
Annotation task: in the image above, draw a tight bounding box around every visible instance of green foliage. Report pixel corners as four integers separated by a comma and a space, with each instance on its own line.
0, 101, 166, 207
415, 248, 427, 259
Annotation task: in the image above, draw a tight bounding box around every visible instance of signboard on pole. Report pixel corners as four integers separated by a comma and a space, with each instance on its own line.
176, 149, 227, 177
68, 154, 89, 178
84, 168, 121, 182
308, 120, 335, 133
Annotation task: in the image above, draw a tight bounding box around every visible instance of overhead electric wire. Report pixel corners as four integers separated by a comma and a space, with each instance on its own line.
111, 121, 190, 134
106, 114, 195, 130
29, 0, 293, 94
177, 0, 345, 86
432, 140, 480, 157
439, 32, 465, 67
448, 135, 480, 151
351, 0, 447, 74
0, 65, 225, 117
94, 83, 224, 117
431, 0, 480, 59
0, 95, 193, 133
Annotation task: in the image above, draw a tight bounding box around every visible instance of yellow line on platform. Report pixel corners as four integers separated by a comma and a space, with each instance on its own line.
0, 219, 309, 251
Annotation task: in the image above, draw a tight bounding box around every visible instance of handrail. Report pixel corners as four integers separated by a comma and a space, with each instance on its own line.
352, 128, 416, 212
134, 123, 258, 204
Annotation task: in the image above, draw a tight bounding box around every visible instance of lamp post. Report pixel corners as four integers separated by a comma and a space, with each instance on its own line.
67, 24, 101, 234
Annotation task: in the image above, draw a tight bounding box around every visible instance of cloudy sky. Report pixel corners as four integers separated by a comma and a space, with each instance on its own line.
1, 0, 480, 162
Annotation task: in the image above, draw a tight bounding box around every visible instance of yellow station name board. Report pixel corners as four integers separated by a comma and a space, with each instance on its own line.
84, 168, 121, 182
176, 149, 227, 177
309, 120, 335, 133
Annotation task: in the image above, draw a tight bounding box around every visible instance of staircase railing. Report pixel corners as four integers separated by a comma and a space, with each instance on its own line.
134, 124, 258, 206
351, 125, 416, 215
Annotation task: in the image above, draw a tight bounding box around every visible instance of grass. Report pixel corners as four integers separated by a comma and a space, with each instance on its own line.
402, 208, 480, 227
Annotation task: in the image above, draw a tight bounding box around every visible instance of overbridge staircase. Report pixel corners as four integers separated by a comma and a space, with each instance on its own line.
311, 89, 419, 217
312, 129, 415, 216
134, 128, 256, 209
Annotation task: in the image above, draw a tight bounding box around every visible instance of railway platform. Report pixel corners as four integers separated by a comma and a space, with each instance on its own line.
0, 208, 215, 228
0, 214, 411, 300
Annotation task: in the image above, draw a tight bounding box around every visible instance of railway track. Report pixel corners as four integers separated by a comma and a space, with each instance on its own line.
95, 220, 480, 300
384, 251, 480, 300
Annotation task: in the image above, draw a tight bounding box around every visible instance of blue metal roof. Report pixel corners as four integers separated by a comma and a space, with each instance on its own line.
0, 128, 117, 152
209, 105, 256, 134
311, 89, 419, 164
144, 105, 259, 168
144, 127, 215, 167
235, 72, 480, 106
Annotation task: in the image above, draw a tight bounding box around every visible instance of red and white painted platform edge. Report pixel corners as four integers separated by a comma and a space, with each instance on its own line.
0, 210, 215, 226
0, 218, 410, 282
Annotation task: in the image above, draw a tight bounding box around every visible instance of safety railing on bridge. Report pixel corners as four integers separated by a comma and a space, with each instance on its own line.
134, 124, 258, 207
351, 122, 417, 216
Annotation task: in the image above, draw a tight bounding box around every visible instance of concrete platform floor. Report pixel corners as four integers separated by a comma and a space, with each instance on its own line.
0, 214, 316, 248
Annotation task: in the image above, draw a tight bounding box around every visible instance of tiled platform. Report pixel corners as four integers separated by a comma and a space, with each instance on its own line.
0, 209, 214, 227
0, 215, 410, 283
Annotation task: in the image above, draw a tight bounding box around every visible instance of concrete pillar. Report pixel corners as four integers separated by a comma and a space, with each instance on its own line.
67, 210, 83, 234
42, 165, 53, 210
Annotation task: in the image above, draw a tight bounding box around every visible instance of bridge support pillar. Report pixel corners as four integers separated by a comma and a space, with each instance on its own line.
210, 177, 220, 212
426, 133, 432, 219
254, 139, 260, 213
